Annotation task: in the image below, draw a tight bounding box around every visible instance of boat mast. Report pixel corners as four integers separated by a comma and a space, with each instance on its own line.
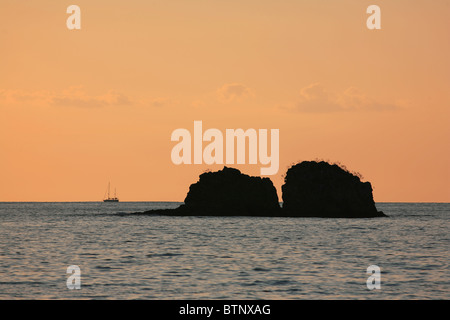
108, 182, 111, 199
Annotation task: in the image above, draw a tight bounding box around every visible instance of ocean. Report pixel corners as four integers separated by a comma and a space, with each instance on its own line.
0, 202, 448, 299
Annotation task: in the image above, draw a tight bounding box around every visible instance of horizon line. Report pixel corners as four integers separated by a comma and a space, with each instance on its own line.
0, 201, 449, 204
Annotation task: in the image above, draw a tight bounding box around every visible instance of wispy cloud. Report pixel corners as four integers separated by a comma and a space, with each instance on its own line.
337, 86, 399, 111
285, 83, 400, 113
149, 97, 172, 108
0, 89, 53, 105
51, 87, 133, 108
0, 86, 133, 108
216, 83, 253, 103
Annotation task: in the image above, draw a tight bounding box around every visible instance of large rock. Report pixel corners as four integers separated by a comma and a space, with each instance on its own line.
181, 167, 280, 215
281, 161, 385, 218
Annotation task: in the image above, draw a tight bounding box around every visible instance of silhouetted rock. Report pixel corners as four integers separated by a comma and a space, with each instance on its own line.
140, 167, 280, 216
134, 162, 386, 218
281, 161, 385, 218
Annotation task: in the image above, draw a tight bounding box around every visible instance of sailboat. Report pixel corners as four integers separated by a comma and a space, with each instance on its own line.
103, 182, 119, 202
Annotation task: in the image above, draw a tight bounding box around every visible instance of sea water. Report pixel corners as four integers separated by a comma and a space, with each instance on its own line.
0, 202, 448, 299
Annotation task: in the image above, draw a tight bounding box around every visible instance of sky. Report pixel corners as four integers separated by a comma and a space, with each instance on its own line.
0, 0, 449, 202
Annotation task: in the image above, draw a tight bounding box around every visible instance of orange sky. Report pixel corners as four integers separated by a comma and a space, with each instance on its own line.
1, 0, 449, 202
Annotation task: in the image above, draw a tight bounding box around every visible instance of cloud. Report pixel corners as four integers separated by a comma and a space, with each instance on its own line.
149, 97, 172, 108
337, 87, 398, 111
0, 87, 179, 110
0, 89, 53, 105
217, 83, 252, 103
295, 83, 343, 113
0, 87, 133, 108
51, 87, 132, 108
290, 83, 400, 113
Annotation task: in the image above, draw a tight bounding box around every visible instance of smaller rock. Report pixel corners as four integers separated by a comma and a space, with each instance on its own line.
281, 161, 386, 218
